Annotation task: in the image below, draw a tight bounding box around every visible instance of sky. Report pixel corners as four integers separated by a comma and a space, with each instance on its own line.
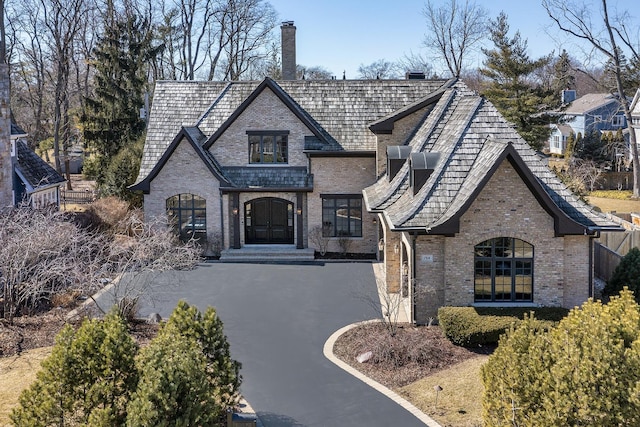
266, 0, 638, 78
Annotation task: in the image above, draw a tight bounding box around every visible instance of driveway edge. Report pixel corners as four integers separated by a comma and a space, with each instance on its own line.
323, 320, 443, 427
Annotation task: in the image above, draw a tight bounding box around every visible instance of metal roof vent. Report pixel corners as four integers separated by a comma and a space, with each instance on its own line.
386, 145, 412, 181
410, 152, 440, 195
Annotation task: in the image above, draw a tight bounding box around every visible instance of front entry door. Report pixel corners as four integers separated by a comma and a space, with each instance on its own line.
245, 198, 294, 244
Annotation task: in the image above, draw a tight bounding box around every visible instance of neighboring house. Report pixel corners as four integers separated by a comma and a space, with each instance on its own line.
548, 91, 628, 156
11, 123, 65, 209
132, 22, 619, 322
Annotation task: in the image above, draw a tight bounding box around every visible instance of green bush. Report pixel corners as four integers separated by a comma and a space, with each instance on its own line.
12, 311, 138, 426
438, 306, 567, 347
482, 289, 640, 426
605, 247, 640, 303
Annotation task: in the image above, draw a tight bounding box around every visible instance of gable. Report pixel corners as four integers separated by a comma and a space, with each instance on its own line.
130, 127, 228, 193
364, 81, 619, 235
206, 87, 314, 167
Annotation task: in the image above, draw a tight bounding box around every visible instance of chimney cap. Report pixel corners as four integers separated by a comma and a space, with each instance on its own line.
282, 21, 295, 26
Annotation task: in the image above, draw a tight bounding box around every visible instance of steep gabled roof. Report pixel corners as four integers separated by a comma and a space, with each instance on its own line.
364, 81, 619, 235
135, 78, 449, 184
130, 126, 230, 193
15, 140, 65, 191
203, 78, 338, 151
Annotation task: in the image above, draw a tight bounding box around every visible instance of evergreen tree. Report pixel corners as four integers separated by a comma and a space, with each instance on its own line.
604, 248, 640, 302
552, 49, 576, 104
480, 12, 554, 151
126, 324, 217, 426
81, 0, 158, 192
482, 289, 640, 426
12, 311, 138, 426
564, 131, 575, 159
164, 300, 242, 411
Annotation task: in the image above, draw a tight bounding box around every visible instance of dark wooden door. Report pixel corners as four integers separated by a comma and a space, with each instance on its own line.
245, 198, 293, 244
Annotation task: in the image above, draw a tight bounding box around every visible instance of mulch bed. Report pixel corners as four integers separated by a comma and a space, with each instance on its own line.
333, 322, 492, 389
0, 309, 159, 358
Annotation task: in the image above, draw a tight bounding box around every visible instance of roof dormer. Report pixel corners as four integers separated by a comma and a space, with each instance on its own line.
410, 152, 440, 195
386, 145, 411, 181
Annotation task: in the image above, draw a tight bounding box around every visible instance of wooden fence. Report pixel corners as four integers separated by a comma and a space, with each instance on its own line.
594, 242, 622, 282
61, 189, 96, 205
597, 229, 640, 258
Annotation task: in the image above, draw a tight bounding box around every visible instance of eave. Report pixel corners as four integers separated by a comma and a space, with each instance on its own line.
129, 126, 229, 194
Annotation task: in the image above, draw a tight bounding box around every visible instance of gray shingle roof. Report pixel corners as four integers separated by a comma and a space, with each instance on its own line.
221, 166, 312, 190
562, 93, 618, 115
363, 81, 618, 233
15, 140, 65, 189
136, 78, 448, 184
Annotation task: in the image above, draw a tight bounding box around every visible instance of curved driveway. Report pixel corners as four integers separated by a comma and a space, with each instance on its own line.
136, 262, 427, 427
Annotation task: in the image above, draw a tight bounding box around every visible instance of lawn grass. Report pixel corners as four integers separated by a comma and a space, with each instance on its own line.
0, 347, 50, 426
587, 195, 640, 214
399, 355, 488, 427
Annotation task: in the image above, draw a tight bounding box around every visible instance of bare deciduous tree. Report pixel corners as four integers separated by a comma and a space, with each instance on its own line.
357, 59, 398, 80
543, 0, 640, 198
0, 208, 105, 322
0, 207, 201, 323
423, 0, 487, 78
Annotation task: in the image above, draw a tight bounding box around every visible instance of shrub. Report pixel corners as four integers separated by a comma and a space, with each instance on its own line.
438, 306, 567, 347
163, 300, 242, 410
12, 311, 138, 426
482, 290, 640, 426
126, 326, 217, 426
604, 247, 640, 303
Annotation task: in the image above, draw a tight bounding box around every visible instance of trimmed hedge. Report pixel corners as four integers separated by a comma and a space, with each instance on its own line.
438, 306, 569, 347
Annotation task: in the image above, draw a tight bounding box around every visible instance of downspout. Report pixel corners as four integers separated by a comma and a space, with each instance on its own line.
411, 232, 417, 324
589, 229, 600, 299
219, 190, 225, 250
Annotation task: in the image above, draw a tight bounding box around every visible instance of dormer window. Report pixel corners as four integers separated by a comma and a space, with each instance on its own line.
387, 145, 411, 181
248, 131, 289, 164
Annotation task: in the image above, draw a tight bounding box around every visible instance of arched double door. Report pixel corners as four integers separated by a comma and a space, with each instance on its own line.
244, 197, 294, 244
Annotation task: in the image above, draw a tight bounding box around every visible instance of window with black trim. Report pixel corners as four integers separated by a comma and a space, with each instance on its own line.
321, 195, 362, 237
248, 131, 288, 164
474, 237, 533, 302
166, 194, 207, 242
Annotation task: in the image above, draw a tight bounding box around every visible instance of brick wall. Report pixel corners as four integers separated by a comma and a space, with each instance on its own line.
375, 108, 428, 177
210, 88, 308, 167
146, 137, 222, 249
407, 159, 591, 320
309, 156, 377, 254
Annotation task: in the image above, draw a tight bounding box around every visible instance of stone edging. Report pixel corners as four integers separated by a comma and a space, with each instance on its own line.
323, 319, 443, 427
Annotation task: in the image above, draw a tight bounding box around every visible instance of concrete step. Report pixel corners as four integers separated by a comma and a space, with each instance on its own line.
219, 245, 315, 262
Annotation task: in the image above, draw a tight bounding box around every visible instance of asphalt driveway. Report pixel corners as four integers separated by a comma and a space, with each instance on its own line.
130, 261, 428, 427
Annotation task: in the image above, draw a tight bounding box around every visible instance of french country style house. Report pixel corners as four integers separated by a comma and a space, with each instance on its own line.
132, 22, 620, 322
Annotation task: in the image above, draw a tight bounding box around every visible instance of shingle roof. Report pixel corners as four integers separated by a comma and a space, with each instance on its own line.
136, 78, 449, 184
221, 166, 312, 190
15, 140, 65, 190
562, 93, 618, 115
363, 81, 618, 233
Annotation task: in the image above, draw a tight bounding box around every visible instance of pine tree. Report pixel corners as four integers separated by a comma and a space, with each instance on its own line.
12, 311, 138, 426
163, 300, 242, 410
126, 324, 218, 426
604, 248, 640, 302
81, 0, 158, 193
480, 12, 554, 151
552, 49, 576, 96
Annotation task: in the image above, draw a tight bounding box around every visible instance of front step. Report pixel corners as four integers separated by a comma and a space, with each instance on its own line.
219, 245, 316, 262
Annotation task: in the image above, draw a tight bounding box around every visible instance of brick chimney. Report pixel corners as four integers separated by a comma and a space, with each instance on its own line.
281, 21, 296, 80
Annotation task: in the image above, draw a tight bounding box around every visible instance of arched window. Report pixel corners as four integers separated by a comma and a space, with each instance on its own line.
474, 237, 533, 302
166, 194, 207, 242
